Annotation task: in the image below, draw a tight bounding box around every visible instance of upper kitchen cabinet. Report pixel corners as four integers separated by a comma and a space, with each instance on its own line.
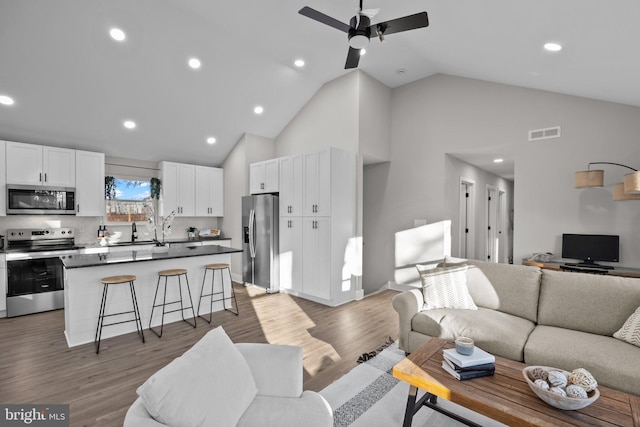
195, 165, 224, 217
303, 149, 331, 217
249, 159, 279, 194
75, 150, 105, 217
6, 141, 75, 187
160, 161, 195, 216
279, 154, 303, 217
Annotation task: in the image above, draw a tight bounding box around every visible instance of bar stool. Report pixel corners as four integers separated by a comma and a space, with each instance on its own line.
197, 263, 239, 323
95, 275, 145, 354
149, 269, 197, 337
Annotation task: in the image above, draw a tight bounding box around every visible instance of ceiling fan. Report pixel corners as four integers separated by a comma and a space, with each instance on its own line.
299, 1, 429, 69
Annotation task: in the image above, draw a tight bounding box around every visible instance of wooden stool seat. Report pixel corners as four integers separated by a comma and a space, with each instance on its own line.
149, 268, 196, 337
101, 275, 136, 284
158, 269, 188, 276
205, 263, 229, 270
95, 275, 144, 354
198, 263, 238, 322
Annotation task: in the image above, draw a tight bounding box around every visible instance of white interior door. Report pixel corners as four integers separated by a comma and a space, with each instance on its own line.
486, 185, 498, 263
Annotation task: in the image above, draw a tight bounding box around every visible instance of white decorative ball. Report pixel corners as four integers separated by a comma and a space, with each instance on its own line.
549, 386, 567, 397
569, 368, 598, 392
534, 379, 550, 390
566, 384, 588, 399
548, 370, 568, 388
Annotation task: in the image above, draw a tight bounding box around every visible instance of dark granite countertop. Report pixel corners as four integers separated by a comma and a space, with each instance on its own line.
61, 244, 242, 269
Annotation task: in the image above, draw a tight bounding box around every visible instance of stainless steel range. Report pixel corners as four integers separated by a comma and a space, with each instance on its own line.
6, 228, 83, 317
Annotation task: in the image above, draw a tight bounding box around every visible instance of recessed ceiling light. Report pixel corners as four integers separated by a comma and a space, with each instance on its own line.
544, 42, 562, 52
493, 158, 504, 163
206, 137, 216, 144
0, 95, 15, 106
123, 120, 136, 129
294, 59, 305, 67
254, 106, 264, 115
360, 49, 366, 56
188, 58, 201, 69
109, 28, 126, 42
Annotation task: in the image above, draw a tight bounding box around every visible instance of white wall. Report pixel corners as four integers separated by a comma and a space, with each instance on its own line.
362, 73, 640, 288
275, 71, 359, 157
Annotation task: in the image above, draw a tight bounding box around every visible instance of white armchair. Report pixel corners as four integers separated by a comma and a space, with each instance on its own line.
124, 328, 333, 427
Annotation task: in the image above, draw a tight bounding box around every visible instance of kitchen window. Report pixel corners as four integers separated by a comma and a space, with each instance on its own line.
106, 178, 150, 223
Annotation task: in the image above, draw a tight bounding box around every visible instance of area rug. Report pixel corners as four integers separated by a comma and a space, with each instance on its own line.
319, 342, 507, 427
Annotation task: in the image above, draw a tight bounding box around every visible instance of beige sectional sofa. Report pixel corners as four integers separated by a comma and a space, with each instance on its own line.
392, 257, 640, 395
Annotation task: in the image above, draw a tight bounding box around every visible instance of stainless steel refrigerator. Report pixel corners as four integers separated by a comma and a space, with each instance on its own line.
242, 194, 279, 293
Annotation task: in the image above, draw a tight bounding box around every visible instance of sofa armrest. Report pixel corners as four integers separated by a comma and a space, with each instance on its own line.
392, 289, 424, 352
236, 343, 303, 398
123, 398, 167, 427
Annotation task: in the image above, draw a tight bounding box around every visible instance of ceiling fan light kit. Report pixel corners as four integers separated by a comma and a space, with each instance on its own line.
299, 1, 429, 69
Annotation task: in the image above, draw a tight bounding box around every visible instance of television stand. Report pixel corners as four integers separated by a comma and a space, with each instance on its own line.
564, 262, 615, 270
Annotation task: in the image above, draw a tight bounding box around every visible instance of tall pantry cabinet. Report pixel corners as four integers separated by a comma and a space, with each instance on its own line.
279, 147, 356, 306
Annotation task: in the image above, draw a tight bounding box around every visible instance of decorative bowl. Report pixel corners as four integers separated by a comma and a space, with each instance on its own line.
522, 366, 599, 410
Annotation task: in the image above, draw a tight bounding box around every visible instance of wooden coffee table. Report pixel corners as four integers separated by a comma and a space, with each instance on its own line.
393, 338, 640, 427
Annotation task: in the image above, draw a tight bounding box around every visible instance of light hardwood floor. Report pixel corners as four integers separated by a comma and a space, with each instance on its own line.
0, 284, 399, 426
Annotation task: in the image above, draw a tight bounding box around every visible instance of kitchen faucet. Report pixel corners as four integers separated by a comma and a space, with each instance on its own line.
131, 222, 138, 242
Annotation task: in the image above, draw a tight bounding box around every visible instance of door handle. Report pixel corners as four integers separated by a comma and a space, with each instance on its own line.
249, 209, 256, 258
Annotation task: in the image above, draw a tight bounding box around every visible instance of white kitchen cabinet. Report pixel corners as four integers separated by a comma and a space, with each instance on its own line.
249, 159, 279, 194
278, 147, 356, 306
279, 154, 303, 217
0, 254, 6, 317
75, 150, 105, 217
195, 166, 224, 217
303, 149, 331, 217
302, 217, 331, 299
6, 141, 75, 187
160, 161, 195, 216
279, 217, 303, 292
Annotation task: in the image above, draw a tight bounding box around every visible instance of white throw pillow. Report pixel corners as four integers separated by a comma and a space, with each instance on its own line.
136, 326, 258, 427
417, 264, 478, 310
614, 306, 640, 347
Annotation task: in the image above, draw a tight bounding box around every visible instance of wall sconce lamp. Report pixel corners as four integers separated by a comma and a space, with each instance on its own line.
575, 162, 640, 201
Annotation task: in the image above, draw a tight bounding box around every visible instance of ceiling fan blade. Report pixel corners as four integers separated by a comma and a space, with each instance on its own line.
345, 47, 361, 69
370, 11, 429, 37
299, 6, 351, 33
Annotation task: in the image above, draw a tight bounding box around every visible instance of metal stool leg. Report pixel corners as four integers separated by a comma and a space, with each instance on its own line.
179, 273, 196, 328
224, 267, 239, 315
197, 268, 213, 323
95, 283, 109, 354
129, 280, 145, 343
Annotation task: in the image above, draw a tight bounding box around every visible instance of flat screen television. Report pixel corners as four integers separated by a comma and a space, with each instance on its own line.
561, 233, 619, 268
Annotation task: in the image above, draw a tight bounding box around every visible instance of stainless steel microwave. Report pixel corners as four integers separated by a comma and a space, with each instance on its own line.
7, 185, 76, 215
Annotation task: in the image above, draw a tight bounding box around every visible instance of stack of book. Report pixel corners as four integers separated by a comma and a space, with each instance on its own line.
442, 346, 496, 380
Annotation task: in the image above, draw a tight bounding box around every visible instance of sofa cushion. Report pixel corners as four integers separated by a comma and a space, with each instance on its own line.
136, 327, 258, 427
411, 307, 535, 361
416, 264, 477, 310
538, 270, 640, 335
524, 325, 640, 395
443, 257, 541, 323
614, 305, 640, 347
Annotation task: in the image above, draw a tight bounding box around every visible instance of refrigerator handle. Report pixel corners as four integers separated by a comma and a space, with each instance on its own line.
249, 209, 256, 259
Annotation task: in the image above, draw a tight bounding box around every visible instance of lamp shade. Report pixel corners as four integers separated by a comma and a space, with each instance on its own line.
613, 182, 640, 200
623, 171, 640, 194
575, 170, 604, 188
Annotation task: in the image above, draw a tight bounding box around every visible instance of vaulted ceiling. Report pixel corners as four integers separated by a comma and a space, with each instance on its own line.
1, 0, 639, 171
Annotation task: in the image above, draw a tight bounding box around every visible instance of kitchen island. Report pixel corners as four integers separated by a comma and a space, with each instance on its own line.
61, 245, 242, 347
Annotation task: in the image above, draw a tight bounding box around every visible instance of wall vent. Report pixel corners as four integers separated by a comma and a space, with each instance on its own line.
528, 126, 561, 141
